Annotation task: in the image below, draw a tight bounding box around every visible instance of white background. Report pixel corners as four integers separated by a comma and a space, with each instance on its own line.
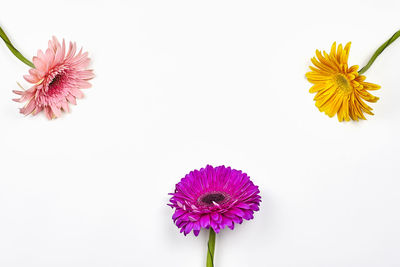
1, 1, 400, 266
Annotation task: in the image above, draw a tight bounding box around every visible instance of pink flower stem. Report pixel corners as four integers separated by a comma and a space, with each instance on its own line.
206, 228, 216, 267
0, 26, 34, 68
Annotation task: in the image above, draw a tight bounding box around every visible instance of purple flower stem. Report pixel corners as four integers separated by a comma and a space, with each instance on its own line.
206, 228, 216, 267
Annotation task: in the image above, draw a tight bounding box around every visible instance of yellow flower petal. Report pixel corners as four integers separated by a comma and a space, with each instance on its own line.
306, 42, 380, 122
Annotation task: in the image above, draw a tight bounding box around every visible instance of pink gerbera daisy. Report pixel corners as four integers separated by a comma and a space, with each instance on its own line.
13, 37, 94, 119
169, 165, 261, 236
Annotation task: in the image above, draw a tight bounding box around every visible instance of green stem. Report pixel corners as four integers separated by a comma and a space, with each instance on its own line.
206, 228, 216, 267
0, 26, 34, 68
359, 29, 400, 74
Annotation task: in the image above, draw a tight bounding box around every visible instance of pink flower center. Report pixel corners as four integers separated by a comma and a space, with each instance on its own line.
48, 74, 62, 88
48, 74, 63, 90
46, 71, 68, 97
198, 192, 228, 206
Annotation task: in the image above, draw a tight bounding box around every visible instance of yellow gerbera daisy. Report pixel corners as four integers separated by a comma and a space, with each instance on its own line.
306, 42, 380, 122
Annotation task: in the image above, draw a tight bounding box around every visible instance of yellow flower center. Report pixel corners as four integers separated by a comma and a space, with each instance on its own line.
334, 74, 353, 94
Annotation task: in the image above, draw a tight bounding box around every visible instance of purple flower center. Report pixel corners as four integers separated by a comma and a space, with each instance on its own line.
199, 192, 226, 205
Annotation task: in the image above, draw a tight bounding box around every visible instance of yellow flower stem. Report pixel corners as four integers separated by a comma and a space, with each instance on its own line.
359, 29, 400, 74
0, 25, 34, 68
206, 228, 216, 267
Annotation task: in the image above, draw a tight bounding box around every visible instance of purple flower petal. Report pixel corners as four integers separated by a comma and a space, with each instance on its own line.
169, 165, 261, 236
200, 214, 211, 228
184, 222, 194, 236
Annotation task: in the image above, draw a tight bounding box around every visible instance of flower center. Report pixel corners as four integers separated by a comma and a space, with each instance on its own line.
199, 192, 226, 205
48, 74, 62, 90
46, 72, 68, 97
334, 74, 352, 94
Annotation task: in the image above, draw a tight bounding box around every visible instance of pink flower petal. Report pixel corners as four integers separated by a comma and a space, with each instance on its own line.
14, 37, 93, 119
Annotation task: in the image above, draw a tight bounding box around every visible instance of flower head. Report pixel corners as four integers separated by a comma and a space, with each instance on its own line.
13, 37, 94, 119
168, 165, 261, 236
306, 42, 380, 122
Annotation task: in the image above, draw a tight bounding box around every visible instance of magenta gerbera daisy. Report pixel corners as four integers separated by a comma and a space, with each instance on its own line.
168, 165, 261, 236
13, 36, 94, 119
